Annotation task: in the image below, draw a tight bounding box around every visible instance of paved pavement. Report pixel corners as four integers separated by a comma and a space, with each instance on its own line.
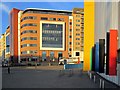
2, 66, 120, 88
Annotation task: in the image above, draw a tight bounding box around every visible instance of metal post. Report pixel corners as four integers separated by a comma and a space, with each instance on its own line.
102, 80, 105, 89
94, 75, 96, 83
90, 73, 92, 79
8, 59, 10, 74
100, 79, 102, 88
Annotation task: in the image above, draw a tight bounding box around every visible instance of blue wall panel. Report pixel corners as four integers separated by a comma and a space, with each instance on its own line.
95, 42, 99, 72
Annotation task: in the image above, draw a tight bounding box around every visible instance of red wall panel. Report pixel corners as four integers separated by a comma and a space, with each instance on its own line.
109, 30, 118, 75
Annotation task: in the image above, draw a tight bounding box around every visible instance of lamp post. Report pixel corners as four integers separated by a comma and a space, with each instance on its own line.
6, 45, 10, 74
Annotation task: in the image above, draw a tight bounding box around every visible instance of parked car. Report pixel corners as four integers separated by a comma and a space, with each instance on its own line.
59, 59, 73, 65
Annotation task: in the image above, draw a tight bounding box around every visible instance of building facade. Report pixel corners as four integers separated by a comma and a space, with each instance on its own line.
5, 26, 10, 62
2, 8, 84, 64
0, 34, 6, 62
72, 8, 84, 62
10, 8, 20, 64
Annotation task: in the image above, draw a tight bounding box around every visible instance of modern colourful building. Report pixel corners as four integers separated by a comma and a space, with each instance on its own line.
84, 0, 120, 86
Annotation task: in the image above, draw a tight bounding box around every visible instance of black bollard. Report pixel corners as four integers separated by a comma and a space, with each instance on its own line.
8, 67, 10, 74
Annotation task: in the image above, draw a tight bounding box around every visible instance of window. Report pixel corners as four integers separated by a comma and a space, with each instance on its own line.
50, 18, 56, 21
21, 44, 37, 48
76, 47, 80, 50
69, 35, 72, 38
21, 44, 27, 48
69, 55, 72, 57
70, 22, 72, 25
23, 10, 72, 16
42, 51, 46, 61
21, 23, 37, 28
76, 33, 80, 36
21, 37, 37, 41
76, 20, 80, 22
76, 42, 80, 45
81, 24, 84, 27
76, 29, 80, 31
58, 18, 64, 21
21, 51, 27, 54
76, 24, 80, 26
76, 15, 80, 17
76, 52, 80, 56
50, 52, 54, 60
69, 48, 72, 51
29, 50, 37, 54
42, 23, 63, 48
41, 17, 48, 20
76, 38, 80, 40
81, 47, 84, 51
70, 29, 72, 32
69, 42, 72, 45
21, 30, 37, 35
21, 16, 36, 22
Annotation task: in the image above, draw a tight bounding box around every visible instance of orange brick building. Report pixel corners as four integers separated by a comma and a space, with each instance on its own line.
8, 8, 84, 64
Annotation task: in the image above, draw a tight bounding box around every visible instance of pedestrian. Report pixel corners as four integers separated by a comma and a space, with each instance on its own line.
8, 66, 10, 74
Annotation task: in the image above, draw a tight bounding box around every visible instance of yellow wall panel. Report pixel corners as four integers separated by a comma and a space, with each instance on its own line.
83, 1, 95, 71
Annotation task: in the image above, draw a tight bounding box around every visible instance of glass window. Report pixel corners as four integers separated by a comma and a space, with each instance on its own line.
76, 20, 80, 22
76, 42, 80, 45
23, 10, 72, 16
21, 51, 27, 54
70, 29, 72, 32
70, 22, 72, 25
69, 35, 72, 38
76, 38, 80, 40
41, 17, 48, 20
42, 51, 46, 61
76, 47, 80, 50
81, 47, 84, 51
6, 35, 10, 53
50, 52, 54, 61
21, 16, 36, 22
21, 37, 37, 41
76, 29, 80, 31
69, 48, 72, 51
76, 24, 80, 26
76, 33, 80, 36
29, 50, 37, 54
58, 18, 64, 21
21, 30, 37, 35
69, 55, 72, 57
42, 23, 63, 48
76, 15, 80, 17
58, 52, 63, 59
69, 42, 72, 45
50, 18, 56, 21
21, 23, 37, 28
76, 52, 80, 56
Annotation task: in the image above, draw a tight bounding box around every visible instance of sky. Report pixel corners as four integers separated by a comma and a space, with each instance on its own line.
1, 2, 84, 34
